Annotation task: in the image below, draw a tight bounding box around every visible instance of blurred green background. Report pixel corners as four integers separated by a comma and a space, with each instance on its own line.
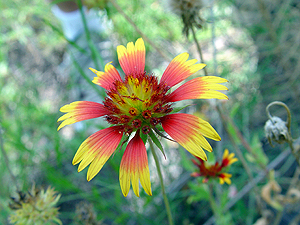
1, 0, 300, 224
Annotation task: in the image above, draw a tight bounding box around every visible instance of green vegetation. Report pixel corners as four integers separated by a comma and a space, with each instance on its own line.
1, 0, 300, 224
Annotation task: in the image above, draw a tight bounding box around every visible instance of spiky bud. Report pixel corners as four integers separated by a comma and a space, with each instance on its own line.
9, 185, 62, 225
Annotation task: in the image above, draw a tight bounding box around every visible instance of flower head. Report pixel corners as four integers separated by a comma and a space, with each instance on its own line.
58, 38, 228, 197
9, 185, 61, 225
191, 149, 237, 185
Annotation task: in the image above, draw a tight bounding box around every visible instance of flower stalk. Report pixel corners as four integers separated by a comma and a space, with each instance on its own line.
77, 0, 104, 71
190, 26, 208, 76
149, 140, 174, 225
208, 183, 220, 223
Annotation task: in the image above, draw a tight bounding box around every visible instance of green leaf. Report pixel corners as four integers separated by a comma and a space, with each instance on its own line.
116, 134, 128, 152
171, 104, 191, 114
229, 102, 240, 118
52, 217, 63, 225
149, 130, 165, 158
187, 182, 210, 203
140, 130, 148, 144
250, 134, 269, 166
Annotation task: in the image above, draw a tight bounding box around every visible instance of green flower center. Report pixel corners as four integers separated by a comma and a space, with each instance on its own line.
103, 73, 173, 134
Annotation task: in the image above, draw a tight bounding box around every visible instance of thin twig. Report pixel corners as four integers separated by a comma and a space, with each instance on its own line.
255, 0, 278, 45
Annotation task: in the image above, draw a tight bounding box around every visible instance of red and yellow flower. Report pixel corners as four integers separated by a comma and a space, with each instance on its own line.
58, 38, 228, 197
191, 149, 238, 185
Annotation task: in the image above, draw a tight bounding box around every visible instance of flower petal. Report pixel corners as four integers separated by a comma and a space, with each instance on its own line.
167, 76, 228, 102
161, 113, 221, 160
72, 126, 123, 181
223, 149, 229, 159
222, 149, 238, 166
90, 62, 122, 90
160, 53, 206, 87
219, 173, 232, 185
117, 38, 145, 77
57, 101, 111, 131
190, 172, 201, 177
119, 132, 152, 197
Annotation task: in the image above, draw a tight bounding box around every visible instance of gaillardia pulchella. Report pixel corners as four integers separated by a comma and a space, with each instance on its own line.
58, 38, 228, 197
191, 149, 238, 184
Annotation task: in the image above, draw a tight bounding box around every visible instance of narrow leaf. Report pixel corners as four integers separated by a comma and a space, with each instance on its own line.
140, 130, 148, 144
171, 104, 191, 114
149, 130, 166, 159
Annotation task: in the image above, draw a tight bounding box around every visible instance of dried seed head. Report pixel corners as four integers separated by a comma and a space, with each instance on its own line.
169, 0, 205, 37
265, 101, 292, 147
264, 116, 289, 146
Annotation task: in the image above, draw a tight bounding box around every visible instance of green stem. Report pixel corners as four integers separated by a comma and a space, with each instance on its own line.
43, 19, 88, 54
77, 0, 103, 70
190, 26, 208, 76
149, 140, 174, 225
76, 0, 106, 98
208, 183, 219, 223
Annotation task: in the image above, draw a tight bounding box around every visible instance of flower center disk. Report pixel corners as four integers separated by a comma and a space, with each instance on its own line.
104, 73, 172, 134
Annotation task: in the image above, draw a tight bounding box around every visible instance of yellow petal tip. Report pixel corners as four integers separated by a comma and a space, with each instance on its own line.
89, 67, 97, 73
57, 124, 64, 131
